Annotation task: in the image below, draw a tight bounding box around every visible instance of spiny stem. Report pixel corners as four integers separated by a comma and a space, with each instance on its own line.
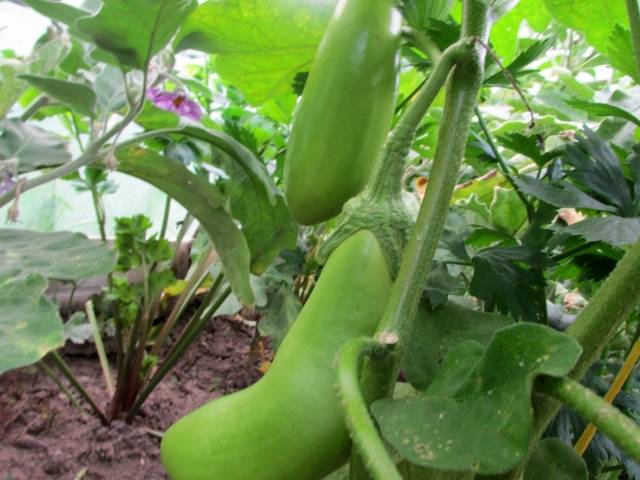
574, 336, 640, 454
49, 352, 108, 425
337, 337, 402, 480
474, 106, 534, 220
366, 39, 470, 201
538, 376, 640, 464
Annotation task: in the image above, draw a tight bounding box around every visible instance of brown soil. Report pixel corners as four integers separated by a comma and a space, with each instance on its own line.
0, 316, 272, 480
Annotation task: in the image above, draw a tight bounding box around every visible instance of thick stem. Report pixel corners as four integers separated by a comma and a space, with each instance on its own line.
538, 376, 640, 464
626, 0, 640, 79
20, 95, 50, 122
125, 286, 231, 421
49, 352, 108, 425
366, 40, 469, 201
337, 337, 402, 480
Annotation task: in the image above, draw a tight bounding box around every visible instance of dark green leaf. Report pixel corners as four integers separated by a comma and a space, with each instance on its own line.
497, 133, 561, 166
0, 229, 116, 281
556, 216, 640, 246
0, 274, 64, 375
116, 146, 254, 305
76, 0, 197, 70
373, 324, 582, 474
484, 37, 554, 85
403, 300, 513, 390
523, 438, 588, 480
0, 119, 71, 172
18, 74, 96, 117
514, 176, 617, 212
424, 262, 466, 309
470, 245, 547, 323
174, 0, 336, 104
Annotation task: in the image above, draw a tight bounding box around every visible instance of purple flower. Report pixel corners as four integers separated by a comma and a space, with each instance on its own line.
0, 171, 16, 195
147, 87, 203, 121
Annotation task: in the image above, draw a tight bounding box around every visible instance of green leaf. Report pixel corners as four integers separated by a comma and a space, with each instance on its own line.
608, 24, 640, 82
23, 0, 90, 26
94, 65, 127, 111
523, 438, 588, 480
0, 60, 26, 119
515, 176, 617, 212
75, 0, 197, 70
18, 75, 96, 117
373, 323, 582, 474
403, 301, 513, 390
566, 99, 640, 127
497, 133, 561, 166
0, 119, 71, 173
174, 0, 336, 104
0, 274, 64, 375
59, 39, 90, 75
484, 37, 554, 85
135, 101, 180, 130
257, 284, 302, 349
557, 216, 640, 246
0, 229, 116, 281
470, 245, 547, 323
116, 146, 254, 305
490, 187, 527, 235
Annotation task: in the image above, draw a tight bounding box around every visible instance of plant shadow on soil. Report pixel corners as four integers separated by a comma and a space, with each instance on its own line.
0, 315, 272, 480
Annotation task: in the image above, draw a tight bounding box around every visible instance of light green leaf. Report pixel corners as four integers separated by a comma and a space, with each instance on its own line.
174, 0, 337, 104
116, 146, 254, 305
0, 61, 26, 119
608, 24, 640, 82
490, 187, 527, 235
0, 274, 64, 375
0, 119, 71, 173
258, 284, 302, 349
18, 75, 96, 117
557, 216, 640, 246
23, 0, 90, 26
0, 229, 116, 281
373, 324, 582, 474
76, 0, 197, 69
403, 301, 513, 390
523, 438, 588, 480
94, 65, 127, 111
566, 99, 640, 127
135, 101, 180, 130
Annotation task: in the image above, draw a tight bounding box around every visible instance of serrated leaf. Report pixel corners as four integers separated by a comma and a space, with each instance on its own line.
116, 146, 254, 305
0, 274, 64, 375
19, 74, 96, 117
470, 245, 547, 323
556, 216, 640, 246
75, 0, 197, 70
0, 229, 116, 281
608, 24, 640, 82
174, 0, 336, 104
0, 119, 71, 173
524, 438, 587, 480
515, 176, 617, 212
403, 301, 513, 390
373, 324, 582, 474
484, 37, 554, 85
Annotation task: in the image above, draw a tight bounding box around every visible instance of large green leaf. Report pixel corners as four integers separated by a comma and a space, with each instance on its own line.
0, 229, 116, 281
403, 301, 513, 390
543, 0, 635, 80
23, 0, 90, 26
515, 176, 617, 212
373, 324, 582, 474
19, 75, 97, 117
566, 99, 640, 127
557, 216, 640, 246
0, 274, 64, 375
116, 146, 254, 305
75, 0, 197, 70
0, 119, 71, 173
523, 438, 588, 480
490, 187, 527, 235
174, 0, 337, 104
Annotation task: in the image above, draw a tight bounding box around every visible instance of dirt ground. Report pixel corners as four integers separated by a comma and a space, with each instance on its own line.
0, 316, 271, 480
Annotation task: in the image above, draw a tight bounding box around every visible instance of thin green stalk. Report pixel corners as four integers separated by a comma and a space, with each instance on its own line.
403, 27, 443, 63
49, 352, 108, 424
366, 39, 470, 201
86, 300, 114, 396
125, 286, 232, 421
159, 195, 172, 240
626, 0, 640, 79
538, 376, 640, 463
89, 185, 108, 243
39, 361, 82, 412
337, 338, 402, 480
20, 95, 50, 121
474, 106, 534, 220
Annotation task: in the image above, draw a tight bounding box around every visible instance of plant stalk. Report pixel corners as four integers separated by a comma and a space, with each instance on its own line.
538, 376, 640, 464
86, 300, 115, 397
